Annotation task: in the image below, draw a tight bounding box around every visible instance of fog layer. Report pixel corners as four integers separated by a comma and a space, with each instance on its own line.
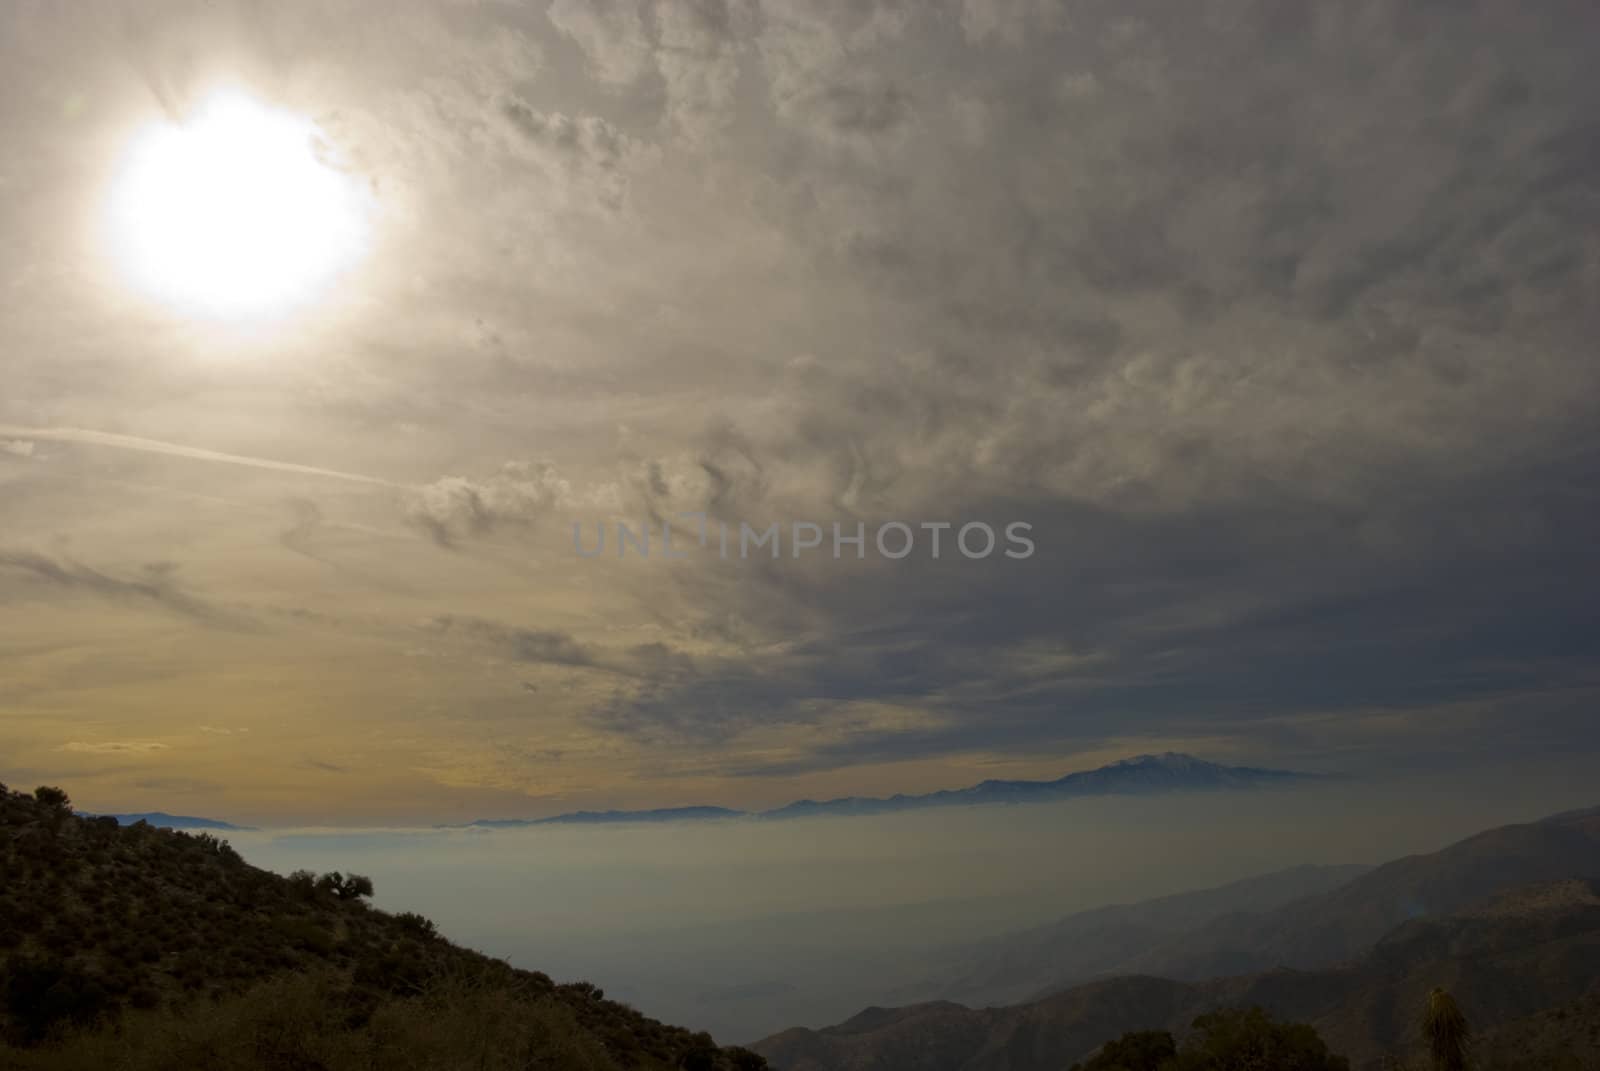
218, 764, 1595, 1042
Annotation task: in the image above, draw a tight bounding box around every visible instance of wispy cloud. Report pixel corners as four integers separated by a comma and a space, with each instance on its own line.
60, 741, 171, 755
0, 426, 400, 488
0, 550, 247, 629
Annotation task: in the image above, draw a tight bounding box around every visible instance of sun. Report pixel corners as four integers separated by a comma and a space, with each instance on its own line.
104, 88, 372, 322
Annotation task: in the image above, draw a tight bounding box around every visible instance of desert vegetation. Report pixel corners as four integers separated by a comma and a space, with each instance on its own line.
0, 782, 765, 1069
1070, 1008, 1351, 1071
1069, 987, 1600, 1071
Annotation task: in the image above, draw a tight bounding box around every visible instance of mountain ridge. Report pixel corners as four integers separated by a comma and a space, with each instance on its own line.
755, 875, 1600, 1071
448, 753, 1315, 829
752, 805, 1600, 1071
1070, 804, 1600, 990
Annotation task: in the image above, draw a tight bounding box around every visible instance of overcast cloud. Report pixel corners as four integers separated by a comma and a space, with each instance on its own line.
1, 0, 1596, 823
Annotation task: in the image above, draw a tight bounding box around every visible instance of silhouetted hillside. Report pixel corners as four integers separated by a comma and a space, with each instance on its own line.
0, 783, 766, 1070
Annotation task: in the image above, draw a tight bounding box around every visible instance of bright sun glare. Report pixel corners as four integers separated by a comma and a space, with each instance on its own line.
105, 88, 371, 322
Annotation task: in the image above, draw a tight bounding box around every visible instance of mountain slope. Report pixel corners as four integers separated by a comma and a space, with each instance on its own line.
1098, 805, 1600, 986
883, 805, 1600, 1013
0, 783, 765, 1069
899, 863, 1372, 1008
754, 878, 1600, 1071
459, 753, 1314, 827
1478, 990, 1600, 1070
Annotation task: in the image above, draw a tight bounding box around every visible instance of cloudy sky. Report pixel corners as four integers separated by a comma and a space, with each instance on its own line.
1, 0, 1596, 825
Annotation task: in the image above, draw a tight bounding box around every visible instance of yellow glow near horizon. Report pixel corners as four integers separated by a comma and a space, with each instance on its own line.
105, 88, 371, 322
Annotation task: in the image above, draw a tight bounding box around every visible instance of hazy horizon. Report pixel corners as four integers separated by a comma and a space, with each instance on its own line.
216, 765, 1598, 1041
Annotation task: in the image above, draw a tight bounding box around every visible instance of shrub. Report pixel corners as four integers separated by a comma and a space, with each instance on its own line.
1173, 1007, 1349, 1071
271, 918, 336, 956
31, 788, 70, 812
395, 912, 438, 939
286, 870, 318, 901
1072, 1030, 1178, 1071
336, 874, 374, 902
2, 955, 115, 1044
3, 971, 634, 1071
727, 1047, 769, 1071
682, 1032, 721, 1071
568, 981, 605, 1002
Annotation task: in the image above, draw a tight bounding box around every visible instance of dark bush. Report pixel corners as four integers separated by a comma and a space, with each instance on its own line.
1072, 1029, 1178, 1071
338, 873, 374, 901
2, 956, 115, 1044
681, 1031, 721, 1071
395, 912, 438, 939
727, 1047, 769, 1071
1173, 1008, 1349, 1071
287, 869, 317, 892
31, 788, 70, 812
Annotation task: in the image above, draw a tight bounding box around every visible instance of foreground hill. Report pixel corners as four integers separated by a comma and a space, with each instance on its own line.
460, 753, 1312, 826
0, 783, 765, 1070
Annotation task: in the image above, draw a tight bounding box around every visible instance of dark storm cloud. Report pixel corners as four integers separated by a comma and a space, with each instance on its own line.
592, 446, 1600, 770
387, 0, 1600, 777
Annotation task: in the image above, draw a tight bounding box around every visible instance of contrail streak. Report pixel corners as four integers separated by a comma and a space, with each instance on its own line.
0, 425, 403, 489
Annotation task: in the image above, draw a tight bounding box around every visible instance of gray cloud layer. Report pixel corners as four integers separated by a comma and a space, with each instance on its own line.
2, 0, 1597, 802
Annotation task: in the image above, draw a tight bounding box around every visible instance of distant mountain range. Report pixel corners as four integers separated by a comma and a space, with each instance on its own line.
753, 805, 1600, 1071
86, 811, 255, 831
450, 753, 1315, 828
468, 806, 745, 827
